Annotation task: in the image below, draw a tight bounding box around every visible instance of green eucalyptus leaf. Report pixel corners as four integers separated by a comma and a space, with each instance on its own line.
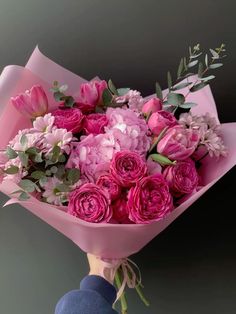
150, 154, 176, 166
155, 82, 163, 99
188, 60, 198, 68
210, 48, 219, 59
19, 192, 30, 201
18, 152, 29, 167
198, 62, 204, 78
6, 147, 18, 159
190, 82, 207, 92
167, 71, 172, 90
209, 63, 223, 69
51, 166, 58, 174
26, 147, 39, 156
200, 75, 215, 82
64, 96, 75, 108
55, 165, 66, 180
177, 58, 184, 78
54, 91, 64, 102
108, 79, 118, 95
179, 102, 197, 109
117, 88, 130, 96
39, 176, 48, 187
167, 93, 185, 105
102, 88, 113, 106
19, 179, 36, 193
183, 57, 188, 71
5, 165, 19, 174
67, 168, 80, 184
55, 183, 70, 192
33, 153, 43, 163
171, 82, 191, 91
20, 134, 28, 149
190, 52, 202, 58
205, 54, 208, 67
31, 171, 45, 180
58, 154, 66, 163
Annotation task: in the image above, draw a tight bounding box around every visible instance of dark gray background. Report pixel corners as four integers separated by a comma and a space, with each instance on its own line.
0, 0, 235, 313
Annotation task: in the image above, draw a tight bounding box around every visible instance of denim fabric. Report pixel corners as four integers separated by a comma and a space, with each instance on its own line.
55, 275, 118, 314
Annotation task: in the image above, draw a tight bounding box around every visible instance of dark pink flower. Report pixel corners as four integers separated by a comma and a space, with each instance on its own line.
83, 113, 108, 135
163, 159, 199, 197
157, 125, 200, 160
52, 108, 84, 134
11, 85, 48, 118
148, 110, 177, 136
111, 196, 132, 224
96, 174, 121, 201
68, 183, 112, 223
76, 80, 107, 113
127, 174, 173, 224
142, 97, 162, 115
110, 150, 147, 187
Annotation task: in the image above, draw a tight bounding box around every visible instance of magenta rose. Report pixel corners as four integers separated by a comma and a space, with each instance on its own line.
142, 97, 162, 115
83, 113, 108, 135
112, 196, 132, 224
148, 110, 177, 136
96, 174, 121, 201
110, 150, 147, 187
157, 125, 200, 160
76, 80, 107, 113
163, 159, 199, 197
68, 183, 112, 223
127, 174, 173, 224
52, 108, 84, 133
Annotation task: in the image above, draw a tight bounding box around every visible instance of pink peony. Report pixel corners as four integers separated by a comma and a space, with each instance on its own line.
11, 85, 48, 118
157, 126, 200, 161
163, 159, 199, 197
111, 196, 132, 224
148, 110, 177, 136
52, 108, 84, 133
68, 183, 112, 223
96, 174, 121, 201
83, 113, 108, 135
110, 150, 147, 187
76, 80, 107, 113
127, 174, 173, 224
142, 97, 162, 115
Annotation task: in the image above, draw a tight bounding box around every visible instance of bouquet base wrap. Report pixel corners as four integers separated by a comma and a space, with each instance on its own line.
0, 47, 236, 259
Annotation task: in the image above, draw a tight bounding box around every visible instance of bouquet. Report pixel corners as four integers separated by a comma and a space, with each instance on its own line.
0, 44, 235, 313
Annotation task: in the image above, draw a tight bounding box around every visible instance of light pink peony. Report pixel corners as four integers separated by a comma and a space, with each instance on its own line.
110, 150, 147, 187
111, 196, 132, 224
11, 85, 48, 118
148, 110, 177, 136
157, 126, 200, 160
52, 108, 84, 134
68, 183, 112, 223
76, 80, 107, 113
127, 174, 173, 224
163, 159, 199, 197
142, 97, 162, 115
96, 174, 121, 201
83, 113, 108, 135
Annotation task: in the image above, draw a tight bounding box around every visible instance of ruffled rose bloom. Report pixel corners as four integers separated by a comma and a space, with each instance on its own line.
68, 183, 112, 223
127, 174, 173, 224
163, 159, 199, 197
110, 150, 147, 187
11, 85, 48, 118
52, 108, 84, 133
157, 126, 200, 160
142, 97, 162, 115
76, 80, 107, 113
112, 196, 132, 224
148, 110, 177, 136
96, 174, 121, 201
83, 113, 108, 135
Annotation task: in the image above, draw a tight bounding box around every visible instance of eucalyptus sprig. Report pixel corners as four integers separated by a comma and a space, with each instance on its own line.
50, 81, 76, 108
101, 79, 130, 109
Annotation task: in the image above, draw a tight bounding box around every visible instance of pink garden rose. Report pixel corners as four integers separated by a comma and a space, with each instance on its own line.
163, 159, 199, 197
127, 174, 173, 224
96, 174, 121, 201
157, 125, 200, 160
142, 97, 162, 115
83, 113, 108, 135
11, 85, 48, 118
52, 108, 84, 134
112, 196, 132, 224
77, 80, 107, 113
68, 183, 112, 223
110, 150, 147, 187
148, 110, 177, 136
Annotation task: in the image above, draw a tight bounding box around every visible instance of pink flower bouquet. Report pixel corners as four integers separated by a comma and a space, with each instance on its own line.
0, 44, 236, 313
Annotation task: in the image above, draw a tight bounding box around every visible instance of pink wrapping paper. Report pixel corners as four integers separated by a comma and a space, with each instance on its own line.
0, 47, 235, 258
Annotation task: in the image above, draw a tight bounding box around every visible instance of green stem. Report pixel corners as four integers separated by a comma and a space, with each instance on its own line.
135, 284, 150, 307
114, 270, 128, 314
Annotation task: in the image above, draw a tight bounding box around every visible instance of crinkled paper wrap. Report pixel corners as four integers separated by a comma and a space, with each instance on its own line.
0, 47, 235, 258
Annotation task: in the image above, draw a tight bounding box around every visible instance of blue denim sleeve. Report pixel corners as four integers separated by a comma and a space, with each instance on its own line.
55, 275, 118, 314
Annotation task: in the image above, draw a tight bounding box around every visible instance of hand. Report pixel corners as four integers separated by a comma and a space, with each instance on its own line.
87, 253, 115, 284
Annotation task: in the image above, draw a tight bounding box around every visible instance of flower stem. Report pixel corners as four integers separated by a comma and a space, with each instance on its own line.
135, 284, 150, 307
114, 270, 128, 314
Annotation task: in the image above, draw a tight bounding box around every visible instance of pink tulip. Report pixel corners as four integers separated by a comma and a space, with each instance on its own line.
11, 85, 48, 118
142, 97, 162, 115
